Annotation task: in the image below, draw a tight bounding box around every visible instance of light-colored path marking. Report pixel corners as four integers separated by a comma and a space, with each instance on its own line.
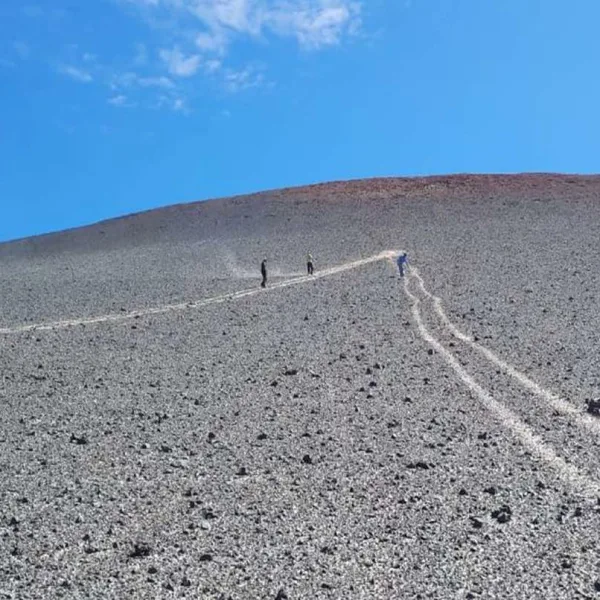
403, 274, 600, 499
410, 267, 600, 436
0, 250, 398, 335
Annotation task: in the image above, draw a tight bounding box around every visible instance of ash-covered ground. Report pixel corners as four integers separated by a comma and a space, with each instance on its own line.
1, 175, 600, 599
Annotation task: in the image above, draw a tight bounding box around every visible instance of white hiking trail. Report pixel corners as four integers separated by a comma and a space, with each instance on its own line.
2, 249, 597, 495
403, 274, 600, 499
0, 250, 398, 335
409, 267, 600, 437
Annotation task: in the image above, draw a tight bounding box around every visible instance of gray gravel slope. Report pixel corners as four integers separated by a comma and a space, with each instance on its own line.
1, 175, 600, 599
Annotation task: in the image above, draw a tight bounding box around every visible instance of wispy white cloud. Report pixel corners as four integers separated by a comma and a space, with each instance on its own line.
154, 93, 190, 114
112, 72, 175, 89
45, 0, 363, 115
205, 58, 222, 73
108, 94, 139, 107
109, 94, 128, 106
123, 0, 362, 54
116, 0, 361, 99
159, 47, 202, 77
195, 29, 229, 55
268, 2, 362, 49
59, 65, 93, 83
172, 97, 188, 112
138, 75, 175, 88
125, 0, 160, 6
108, 70, 186, 112
224, 65, 265, 93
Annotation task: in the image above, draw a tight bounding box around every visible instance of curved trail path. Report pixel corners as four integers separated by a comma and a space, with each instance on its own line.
403, 269, 600, 499
0, 250, 398, 335
2, 250, 598, 497
410, 267, 600, 437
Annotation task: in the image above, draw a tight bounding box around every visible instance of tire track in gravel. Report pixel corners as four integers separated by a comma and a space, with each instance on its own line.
402, 271, 600, 500
410, 267, 600, 437
0, 250, 399, 335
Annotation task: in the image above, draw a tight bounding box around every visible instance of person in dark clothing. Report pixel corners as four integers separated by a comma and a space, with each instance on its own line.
260, 258, 267, 288
307, 252, 314, 275
396, 252, 408, 277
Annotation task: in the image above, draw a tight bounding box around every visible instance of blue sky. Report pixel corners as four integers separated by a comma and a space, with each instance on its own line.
1, 0, 600, 242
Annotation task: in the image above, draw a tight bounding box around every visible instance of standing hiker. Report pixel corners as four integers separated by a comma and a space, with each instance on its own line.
261, 258, 268, 288
397, 252, 408, 277
307, 252, 314, 275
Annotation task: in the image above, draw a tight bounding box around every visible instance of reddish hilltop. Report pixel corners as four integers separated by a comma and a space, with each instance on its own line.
261, 173, 600, 204
1, 173, 598, 258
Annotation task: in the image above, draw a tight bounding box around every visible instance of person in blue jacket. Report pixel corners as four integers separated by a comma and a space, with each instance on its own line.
397, 252, 408, 277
